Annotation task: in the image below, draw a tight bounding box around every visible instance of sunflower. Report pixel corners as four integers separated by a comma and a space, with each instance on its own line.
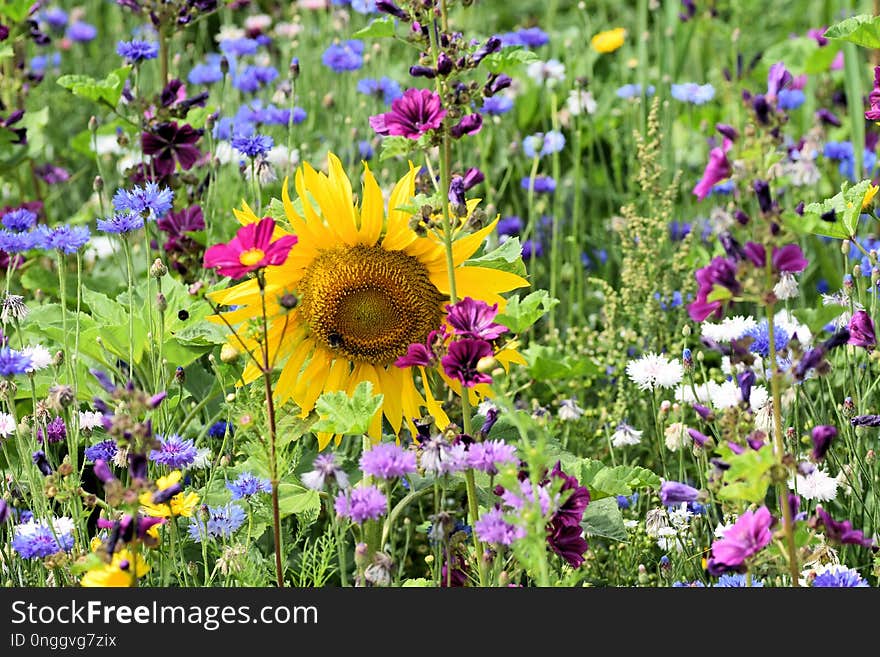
209, 153, 527, 449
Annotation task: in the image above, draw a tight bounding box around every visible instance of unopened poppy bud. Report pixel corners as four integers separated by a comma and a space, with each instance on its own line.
88, 116, 98, 132
220, 56, 229, 74
93, 176, 103, 192
156, 293, 167, 312
289, 56, 300, 77
150, 258, 168, 278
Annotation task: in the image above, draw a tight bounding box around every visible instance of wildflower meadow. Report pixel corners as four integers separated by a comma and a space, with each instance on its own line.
2, 0, 880, 594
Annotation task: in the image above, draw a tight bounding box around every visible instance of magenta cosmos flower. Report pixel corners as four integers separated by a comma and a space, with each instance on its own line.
203, 217, 297, 279
693, 138, 732, 200
708, 506, 773, 573
369, 88, 446, 139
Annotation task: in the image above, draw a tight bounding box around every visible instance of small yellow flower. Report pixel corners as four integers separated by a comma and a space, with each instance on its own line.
591, 27, 626, 54
140, 470, 200, 518
863, 184, 879, 209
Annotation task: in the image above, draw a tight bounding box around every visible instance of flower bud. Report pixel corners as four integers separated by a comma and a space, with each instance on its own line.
150, 258, 168, 278
156, 293, 167, 312
220, 344, 239, 363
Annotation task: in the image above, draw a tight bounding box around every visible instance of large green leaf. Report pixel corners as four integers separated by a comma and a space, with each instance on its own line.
797, 180, 874, 240
311, 381, 383, 435
496, 290, 557, 333
57, 66, 132, 108
0, 0, 33, 22
482, 48, 539, 73
581, 497, 628, 541
579, 459, 660, 500
353, 15, 396, 39
717, 444, 776, 504
825, 14, 880, 49
277, 483, 321, 520
466, 237, 527, 277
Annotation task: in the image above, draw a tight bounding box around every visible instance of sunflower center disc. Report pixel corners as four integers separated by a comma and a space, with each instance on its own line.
298, 245, 445, 365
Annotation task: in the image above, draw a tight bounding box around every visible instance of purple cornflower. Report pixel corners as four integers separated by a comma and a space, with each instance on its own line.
369, 88, 446, 139
521, 175, 556, 193
322, 40, 364, 72
501, 479, 553, 515
708, 506, 773, 573
227, 472, 271, 500
187, 503, 245, 541
149, 434, 198, 469
112, 183, 174, 220
97, 213, 145, 234
37, 416, 66, 444
0, 347, 31, 376
811, 426, 837, 462
811, 565, 870, 587
847, 310, 876, 349
334, 486, 387, 524
219, 37, 259, 57
357, 77, 403, 104
814, 506, 874, 548
466, 439, 518, 475
660, 480, 699, 507
2, 209, 36, 232
84, 440, 117, 463
66, 21, 96, 42
301, 453, 349, 490
12, 518, 74, 558
441, 338, 494, 388
474, 507, 524, 545
232, 133, 274, 158
446, 297, 508, 341
867, 66, 880, 121
418, 434, 468, 475
116, 40, 158, 63
359, 442, 417, 479
39, 225, 90, 253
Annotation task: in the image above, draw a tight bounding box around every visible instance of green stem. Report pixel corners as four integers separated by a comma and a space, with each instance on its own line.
121, 239, 136, 377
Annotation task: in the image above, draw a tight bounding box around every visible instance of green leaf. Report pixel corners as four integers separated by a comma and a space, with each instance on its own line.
0, 45, 14, 61
792, 305, 847, 334
762, 37, 841, 76
81, 287, 129, 326
589, 465, 661, 499
798, 180, 873, 240
0, 0, 33, 22
465, 237, 526, 277
825, 14, 880, 49
277, 482, 320, 520
522, 343, 601, 380
581, 497, 628, 541
482, 48, 539, 73
265, 197, 287, 222
311, 381, 383, 435
717, 444, 776, 504
496, 290, 557, 333
379, 135, 417, 162
57, 66, 132, 108
353, 15, 397, 39
706, 285, 733, 303
401, 578, 433, 587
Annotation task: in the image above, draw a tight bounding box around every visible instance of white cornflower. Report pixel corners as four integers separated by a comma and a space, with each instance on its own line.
611, 422, 642, 447
707, 380, 741, 409
558, 398, 584, 422
22, 345, 52, 372
0, 412, 16, 437
664, 422, 690, 452
821, 291, 860, 329
566, 89, 597, 116
477, 400, 498, 416
191, 447, 212, 470
775, 309, 812, 345
1, 294, 28, 323
700, 315, 757, 343
526, 59, 566, 87
793, 468, 838, 502
79, 411, 104, 431
112, 446, 129, 469
626, 353, 683, 391
773, 273, 799, 300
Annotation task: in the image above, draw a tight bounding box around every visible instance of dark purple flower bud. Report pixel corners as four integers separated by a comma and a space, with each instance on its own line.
152, 483, 183, 504
462, 167, 484, 190
753, 179, 773, 214
660, 481, 699, 506
484, 73, 512, 97
0, 499, 9, 524
716, 123, 739, 141
743, 242, 766, 268
448, 176, 466, 207
129, 452, 148, 481
747, 432, 766, 450
738, 371, 755, 406
693, 404, 714, 421
0, 25, 8, 42
847, 310, 876, 349
794, 346, 825, 380
93, 459, 115, 484
90, 369, 116, 393
437, 52, 453, 76
811, 425, 837, 461
32, 450, 52, 476
409, 65, 437, 79
480, 408, 499, 437
450, 113, 483, 139
816, 108, 842, 126
376, 0, 408, 19
815, 506, 874, 547
766, 62, 792, 98
795, 201, 805, 215
687, 428, 709, 446
148, 391, 167, 408
851, 414, 880, 427
734, 209, 750, 225
719, 232, 745, 260
752, 94, 771, 124
788, 494, 801, 522
726, 441, 745, 455
472, 36, 502, 66
136, 515, 166, 538
822, 328, 851, 351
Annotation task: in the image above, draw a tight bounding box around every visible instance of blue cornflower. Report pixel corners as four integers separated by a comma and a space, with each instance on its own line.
522, 239, 544, 259
521, 175, 556, 194
523, 131, 566, 158
188, 62, 224, 85
207, 420, 233, 439
358, 140, 374, 160
498, 27, 549, 48
97, 213, 145, 235
212, 117, 254, 141
0, 348, 32, 376
322, 40, 364, 72
41, 7, 68, 30
351, 0, 378, 14
743, 320, 789, 358
672, 580, 706, 587
712, 180, 736, 195
12, 518, 75, 558
66, 21, 96, 42
823, 141, 854, 161
112, 183, 174, 220
219, 37, 259, 57
236, 101, 304, 126
116, 40, 159, 63
811, 565, 869, 587
670, 82, 715, 105
38, 225, 91, 253
497, 215, 523, 236
714, 573, 764, 587
84, 440, 117, 463
480, 95, 514, 115
356, 77, 403, 105
232, 134, 274, 158
149, 434, 198, 469
227, 472, 271, 500
777, 88, 805, 110
30, 52, 61, 73
2, 209, 36, 232
654, 291, 684, 310
616, 83, 656, 99
839, 149, 877, 181
187, 503, 246, 542
233, 65, 279, 93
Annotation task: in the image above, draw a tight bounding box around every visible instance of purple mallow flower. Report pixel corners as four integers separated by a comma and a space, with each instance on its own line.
149, 434, 198, 469
811, 426, 836, 462
687, 256, 740, 322
708, 506, 773, 574
693, 139, 732, 200
446, 297, 508, 340
441, 338, 493, 388
369, 88, 446, 139
814, 506, 874, 548
334, 486, 387, 524
847, 310, 876, 349
359, 442, 417, 479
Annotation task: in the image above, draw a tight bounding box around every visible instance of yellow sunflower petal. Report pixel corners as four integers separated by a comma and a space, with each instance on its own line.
358, 162, 384, 245
275, 337, 315, 404
303, 161, 358, 245
381, 164, 419, 251
419, 366, 450, 430
377, 365, 404, 435
452, 216, 500, 265
293, 349, 332, 416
